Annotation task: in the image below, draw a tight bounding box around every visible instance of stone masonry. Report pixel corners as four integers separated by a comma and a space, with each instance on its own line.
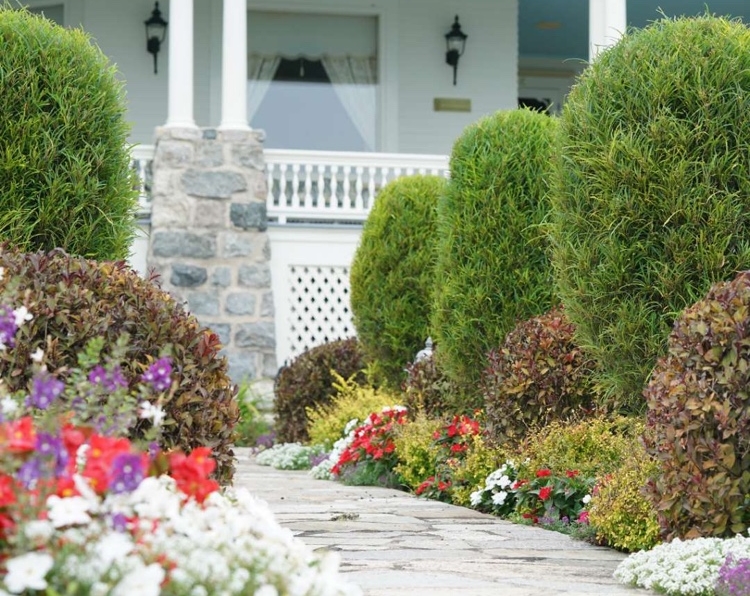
147, 126, 276, 384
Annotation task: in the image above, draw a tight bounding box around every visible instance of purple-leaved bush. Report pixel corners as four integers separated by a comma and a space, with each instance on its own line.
716, 555, 750, 596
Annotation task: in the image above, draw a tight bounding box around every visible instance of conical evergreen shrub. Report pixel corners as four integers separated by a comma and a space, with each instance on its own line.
431, 109, 558, 391
0, 8, 138, 260
350, 175, 446, 388
549, 15, 750, 412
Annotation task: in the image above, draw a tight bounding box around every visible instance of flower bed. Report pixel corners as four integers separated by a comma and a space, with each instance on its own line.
0, 291, 360, 596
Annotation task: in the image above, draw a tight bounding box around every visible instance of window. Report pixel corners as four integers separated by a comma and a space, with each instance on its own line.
247, 11, 378, 152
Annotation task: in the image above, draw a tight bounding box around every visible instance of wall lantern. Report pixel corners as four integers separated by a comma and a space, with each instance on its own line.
445, 15, 467, 85
145, 1, 168, 75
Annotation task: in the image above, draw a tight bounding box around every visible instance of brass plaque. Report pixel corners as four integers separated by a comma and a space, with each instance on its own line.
433, 97, 472, 112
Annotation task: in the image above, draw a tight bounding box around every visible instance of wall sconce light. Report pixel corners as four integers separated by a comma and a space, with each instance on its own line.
445, 15, 467, 86
145, 1, 168, 75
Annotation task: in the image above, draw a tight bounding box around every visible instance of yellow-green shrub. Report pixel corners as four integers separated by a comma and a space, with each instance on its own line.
449, 434, 506, 507
589, 446, 661, 552
307, 373, 401, 448
393, 415, 442, 491
518, 417, 643, 479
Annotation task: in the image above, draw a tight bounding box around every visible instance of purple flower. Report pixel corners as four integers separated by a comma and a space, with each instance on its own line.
0, 305, 18, 349
255, 432, 276, 449
36, 432, 69, 475
27, 372, 64, 410
16, 458, 42, 489
109, 512, 130, 532
141, 357, 172, 392
716, 554, 750, 596
109, 453, 145, 494
88, 365, 107, 385
105, 365, 128, 391
89, 364, 128, 392
310, 452, 331, 467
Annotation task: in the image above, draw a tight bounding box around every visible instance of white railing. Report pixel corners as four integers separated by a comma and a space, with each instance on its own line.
265, 149, 449, 224
129, 146, 451, 225
131, 144, 154, 220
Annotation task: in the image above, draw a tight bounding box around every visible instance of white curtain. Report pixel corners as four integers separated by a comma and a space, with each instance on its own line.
247, 54, 282, 124
321, 56, 377, 151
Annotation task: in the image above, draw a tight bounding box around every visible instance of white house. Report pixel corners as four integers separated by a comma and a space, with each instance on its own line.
16, 0, 750, 382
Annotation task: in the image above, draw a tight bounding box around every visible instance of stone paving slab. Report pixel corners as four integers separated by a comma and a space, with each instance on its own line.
233, 449, 653, 595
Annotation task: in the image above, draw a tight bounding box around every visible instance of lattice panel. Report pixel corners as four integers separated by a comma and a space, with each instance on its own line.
287, 265, 354, 359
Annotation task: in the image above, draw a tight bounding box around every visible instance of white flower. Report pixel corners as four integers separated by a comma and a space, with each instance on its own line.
75, 444, 90, 471
582, 494, 592, 504
139, 401, 166, 427
0, 396, 18, 417
255, 586, 279, 596
111, 563, 165, 596
46, 495, 92, 528
94, 532, 135, 568
23, 520, 54, 543
491, 491, 508, 506
469, 490, 483, 507
12, 306, 32, 327
30, 348, 44, 363
4, 552, 53, 593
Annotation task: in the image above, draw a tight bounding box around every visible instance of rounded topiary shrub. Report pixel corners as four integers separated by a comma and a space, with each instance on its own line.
350, 174, 446, 388
549, 15, 750, 412
273, 338, 366, 444
432, 108, 558, 390
482, 307, 600, 445
0, 8, 138, 260
0, 248, 238, 482
644, 270, 750, 540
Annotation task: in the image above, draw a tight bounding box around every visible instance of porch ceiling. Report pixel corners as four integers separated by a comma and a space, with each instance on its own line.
520, 0, 750, 61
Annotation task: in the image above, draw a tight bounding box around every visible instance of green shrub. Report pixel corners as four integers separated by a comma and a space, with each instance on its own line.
307, 373, 401, 449
549, 15, 750, 412
393, 414, 442, 491
482, 307, 600, 446
233, 381, 272, 448
517, 417, 643, 480
0, 8, 138, 260
449, 433, 507, 507
273, 338, 366, 444
350, 175, 446, 388
432, 108, 558, 390
0, 248, 238, 482
644, 271, 750, 540
588, 444, 661, 552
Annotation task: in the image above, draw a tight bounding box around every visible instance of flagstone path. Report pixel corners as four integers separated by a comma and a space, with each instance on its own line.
233, 449, 653, 596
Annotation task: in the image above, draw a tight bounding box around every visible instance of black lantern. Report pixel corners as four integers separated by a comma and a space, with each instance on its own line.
145, 1, 168, 75
445, 15, 467, 86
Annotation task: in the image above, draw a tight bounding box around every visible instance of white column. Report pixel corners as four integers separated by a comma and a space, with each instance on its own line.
165, 0, 196, 128
589, 0, 627, 62
219, 0, 250, 130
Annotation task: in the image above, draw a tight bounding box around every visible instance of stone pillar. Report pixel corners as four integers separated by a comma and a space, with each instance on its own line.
165, 0, 196, 128
589, 0, 627, 62
147, 126, 276, 383
219, 0, 249, 130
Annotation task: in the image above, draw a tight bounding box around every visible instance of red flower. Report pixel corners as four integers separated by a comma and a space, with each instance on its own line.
538, 486, 553, 501
0, 474, 16, 507
4, 417, 36, 452
169, 448, 219, 503
535, 469, 552, 478
565, 470, 579, 478
511, 479, 528, 490
450, 443, 467, 454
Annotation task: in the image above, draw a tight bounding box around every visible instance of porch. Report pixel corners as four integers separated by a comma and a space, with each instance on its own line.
130, 145, 449, 369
